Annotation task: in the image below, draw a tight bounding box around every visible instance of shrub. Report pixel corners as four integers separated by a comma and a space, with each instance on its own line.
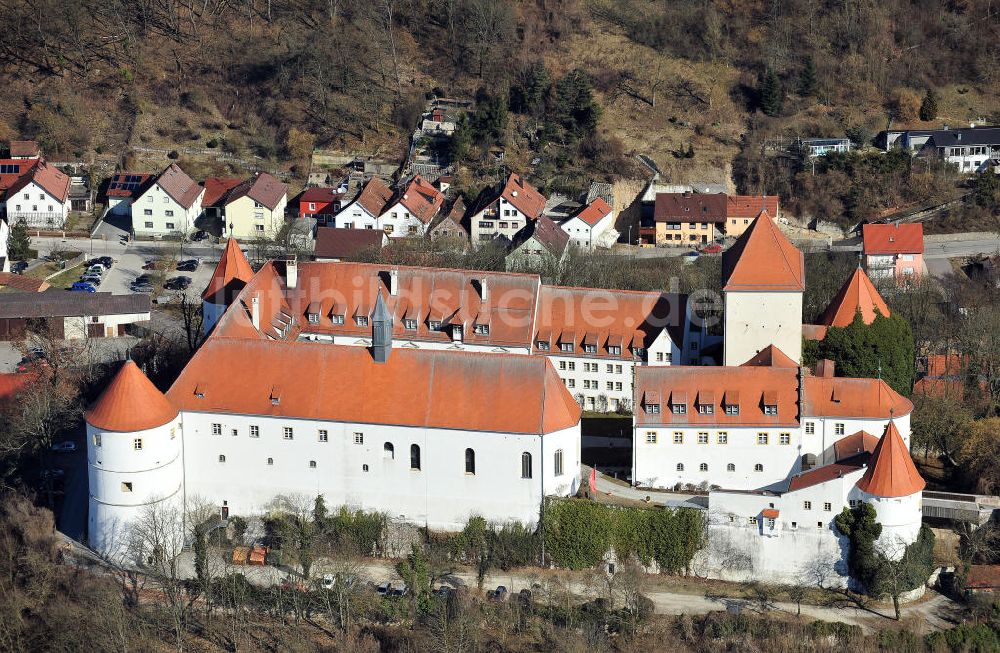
167, 150, 180, 160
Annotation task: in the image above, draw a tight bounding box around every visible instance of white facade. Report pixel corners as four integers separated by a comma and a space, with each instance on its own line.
860, 489, 923, 560
5, 180, 68, 229
87, 416, 184, 556
379, 200, 429, 238
560, 211, 615, 251
471, 198, 531, 245
335, 199, 380, 231
0, 218, 8, 271
63, 311, 151, 339
133, 183, 204, 238
723, 290, 803, 366
940, 145, 997, 174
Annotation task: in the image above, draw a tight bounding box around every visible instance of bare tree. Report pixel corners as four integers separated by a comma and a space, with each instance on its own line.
130, 498, 190, 649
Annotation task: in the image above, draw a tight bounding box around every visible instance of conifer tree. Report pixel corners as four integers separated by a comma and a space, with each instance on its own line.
799, 56, 818, 97
759, 69, 783, 116
919, 88, 938, 121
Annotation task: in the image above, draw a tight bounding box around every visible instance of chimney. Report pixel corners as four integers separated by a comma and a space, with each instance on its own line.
251, 295, 260, 330
473, 278, 488, 302
815, 359, 836, 378
285, 258, 298, 289
389, 269, 399, 296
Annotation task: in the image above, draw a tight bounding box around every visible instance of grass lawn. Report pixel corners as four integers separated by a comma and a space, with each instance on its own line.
44, 264, 88, 289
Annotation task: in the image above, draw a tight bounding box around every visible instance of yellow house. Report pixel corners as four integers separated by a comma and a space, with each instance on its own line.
221, 172, 289, 240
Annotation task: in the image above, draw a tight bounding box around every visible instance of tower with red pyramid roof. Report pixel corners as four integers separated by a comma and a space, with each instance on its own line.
202, 238, 254, 334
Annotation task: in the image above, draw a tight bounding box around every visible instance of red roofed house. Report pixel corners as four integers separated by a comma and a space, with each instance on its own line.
217, 172, 289, 240
134, 164, 205, 238
299, 187, 346, 225
377, 175, 445, 238
4, 160, 71, 228
724, 195, 780, 238
9, 140, 40, 160
200, 177, 243, 223
863, 223, 924, 282
105, 172, 154, 217
560, 197, 615, 251
653, 191, 727, 245
312, 227, 388, 262
336, 177, 393, 231
722, 212, 805, 365
468, 173, 547, 247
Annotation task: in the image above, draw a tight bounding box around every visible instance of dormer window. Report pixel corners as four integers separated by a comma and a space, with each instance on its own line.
331, 314, 345, 325
724, 404, 740, 415
698, 403, 714, 415
763, 405, 778, 416
452, 324, 463, 341
307, 312, 320, 324
584, 344, 597, 354
474, 324, 489, 335
672, 402, 686, 415
560, 342, 573, 352
537, 340, 550, 350
608, 345, 621, 355
633, 347, 645, 358
355, 315, 369, 327
429, 320, 442, 330
404, 318, 417, 330
646, 403, 660, 415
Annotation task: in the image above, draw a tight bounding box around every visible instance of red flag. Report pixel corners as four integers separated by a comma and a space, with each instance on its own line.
589, 467, 598, 493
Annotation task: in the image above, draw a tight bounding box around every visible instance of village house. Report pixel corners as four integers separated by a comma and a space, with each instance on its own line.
862, 223, 924, 282
427, 199, 469, 248
336, 177, 394, 230
9, 140, 40, 160
508, 215, 571, 270
652, 191, 727, 245
724, 195, 780, 238
378, 175, 444, 238
200, 177, 243, 226
884, 125, 1000, 173
801, 137, 852, 158
4, 160, 71, 229
312, 227, 388, 262
299, 187, 347, 225
467, 173, 546, 246
214, 172, 289, 240
133, 164, 205, 238
559, 197, 615, 250
105, 172, 154, 217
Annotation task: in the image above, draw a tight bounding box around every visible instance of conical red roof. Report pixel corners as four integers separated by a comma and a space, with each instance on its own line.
722, 211, 804, 292
819, 267, 890, 327
855, 421, 925, 497
85, 361, 178, 432
202, 238, 254, 303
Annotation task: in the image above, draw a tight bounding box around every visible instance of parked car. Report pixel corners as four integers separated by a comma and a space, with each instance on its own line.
701, 243, 722, 254
11, 261, 28, 274
87, 263, 107, 273
176, 259, 199, 272
142, 260, 158, 270
97, 256, 114, 268
51, 441, 76, 452
80, 274, 102, 284
165, 276, 192, 291
191, 230, 208, 241
130, 283, 154, 293
70, 282, 97, 292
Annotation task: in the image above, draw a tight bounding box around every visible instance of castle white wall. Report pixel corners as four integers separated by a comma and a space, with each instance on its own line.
724, 290, 802, 366
803, 413, 911, 465
180, 411, 580, 531
859, 490, 923, 560
86, 416, 184, 556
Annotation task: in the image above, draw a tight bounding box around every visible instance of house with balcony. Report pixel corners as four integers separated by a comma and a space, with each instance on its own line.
884, 125, 1000, 174
4, 160, 71, 229
133, 164, 205, 238
652, 191, 727, 246
862, 223, 924, 282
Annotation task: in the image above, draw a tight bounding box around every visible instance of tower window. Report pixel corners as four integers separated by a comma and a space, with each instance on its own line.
218, 455, 226, 463
318, 430, 328, 442
212, 423, 222, 435
465, 448, 476, 475
250, 425, 260, 438
309, 460, 317, 468
411, 444, 421, 470
726, 463, 735, 472
384, 442, 395, 459
754, 464, 763, 472
521, 452, 532, 479
554, 449, 564, 476
133, 438, 143, 450
121, 482, 133, 492
283, 427, 293, 440
267, 457, 273, 465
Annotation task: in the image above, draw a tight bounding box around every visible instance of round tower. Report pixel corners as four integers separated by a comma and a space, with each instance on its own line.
854, 421, 925, 560
202, 237, 254, 335
86, 361, 182, 559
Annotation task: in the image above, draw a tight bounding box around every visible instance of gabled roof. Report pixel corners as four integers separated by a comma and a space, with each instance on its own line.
202, 177, 243, 207
722, 212, 805, 292
202, 238, 254, 303
0, 272, 49, 293
819, 268, 890, 327
313, 227, 386, 260
500, 173, 546, 219
300, 187, 343, 205
9, 140, 39, 158
392, 175, 445, 224
106, 172, 154, 199
151, 164, 204, 209
654, 192, 727, 223
0, 159, 37, 191
802, 376, 912, 419
352, 177, 394, 216
569, 197, 613, 227
863, 223, 924, 255
224, 172, 288, 211
512, 215, 570, 258
0, 292, 149, 319
787, 463, 863, 492
834, 430, 880, 462
855, 421, 925, 497
7, 160, 70, 202
167, 338, 580, 435
741, 345, 798, 368
726, 195, 779, 219
85, 360, 178, 432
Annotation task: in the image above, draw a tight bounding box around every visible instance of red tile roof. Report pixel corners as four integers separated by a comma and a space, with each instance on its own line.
855, 421, 925, 497
512, 215, 569, 258
106, 172, 154, 199
635, 366, 800, 428
202, 177, 243, 207
154, 164, 204, 209
654, 192, 727, 224
167, 338, 580, 435
300, 187, 343, 205
500, 173, 546, 219
0, 159, 37, 192
834, 430, 880, 462
353, 177, 394, 216
761, 508, 780, 518
863, 223, 924, 255
722, 212, 805, 292
727, 195, 779, 219
802, 377, 912, 419
394, 175, 445, 224
741, 345, 798, 368
927, 354, 966, 378
85, 360, 179, 432
0, 272, 49, 293
9, 140, 39, 158
818, 267, 890, 327
225, 172, 288, 211
571, 198, 613, 227
313, 227, 386, 260
787, 463, 863, 492
7, 160, 70, 202
202, 238, 254, 304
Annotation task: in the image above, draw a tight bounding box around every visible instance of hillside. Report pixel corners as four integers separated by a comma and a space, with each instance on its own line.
0, 0, 997, 223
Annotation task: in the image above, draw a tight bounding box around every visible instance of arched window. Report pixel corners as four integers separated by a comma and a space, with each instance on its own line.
554, 449, 564, 476
754, 463, 763, 472
465, 448, 476, 474
521, 452, 532, 479
727, 463, 735, 472
676, 463, 684, 471
309, 460, 317, 468
699, 463, 708, 472
384, 442, 394, 459
218, 454, 226, 463
267, 457, 273, 465
410, 444, 421, 470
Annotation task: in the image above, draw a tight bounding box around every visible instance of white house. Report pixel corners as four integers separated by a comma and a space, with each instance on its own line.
559, 197, 615, 250
378, 175, 444, 238
105, 172, 154, 217
133, 164, 205, 238
335, 177, 393, 231
886, 125, 1000, 174
85, 295, 582, 558
4, 160, 71, 229
468, 173, 547, 246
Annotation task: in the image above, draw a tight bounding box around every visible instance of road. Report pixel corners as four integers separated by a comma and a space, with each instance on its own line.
923, 234, 1000, 259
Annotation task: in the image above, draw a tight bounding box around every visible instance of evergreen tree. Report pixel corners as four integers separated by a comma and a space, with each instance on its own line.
759, 68, 784, 116
817, 310, 915, 396
553, 69, 601, 135
834, 502, 882, 588
7, 220, 31, 261
798, 56, 818, 97
449, 114, 472, 162
919, 88, 938, 121
510, 61, 550, 117
470, 93, 508, 145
